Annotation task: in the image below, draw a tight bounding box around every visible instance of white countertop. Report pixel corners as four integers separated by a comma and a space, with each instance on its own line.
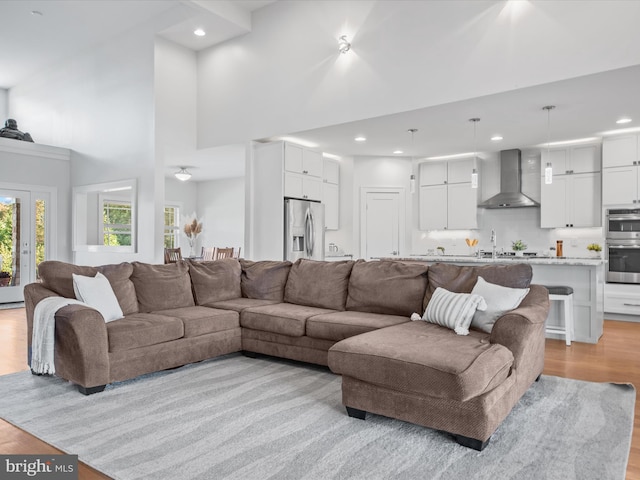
378, 255, 605, 266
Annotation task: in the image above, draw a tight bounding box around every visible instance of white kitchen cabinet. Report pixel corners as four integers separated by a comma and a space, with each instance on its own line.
322, 159, 340, 230
602, 134, 640, 205
602, 134, 638, 168
602, 165, 640, 205
418, 159, 477, 230
541, 173, 601, 228
284, 172, 322, 201
284, 143, 323, 177
542, 144, 601, 174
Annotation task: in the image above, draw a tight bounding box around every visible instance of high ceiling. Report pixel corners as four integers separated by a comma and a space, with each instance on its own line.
2, 1, 640, 180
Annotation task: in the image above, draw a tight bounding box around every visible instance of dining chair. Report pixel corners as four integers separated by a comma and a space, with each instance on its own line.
201, 247, 216, 261
214, 247, 234, 260
164, 247, 182, 264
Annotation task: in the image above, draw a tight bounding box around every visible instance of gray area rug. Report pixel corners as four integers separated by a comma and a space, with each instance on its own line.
0, 354, 635, 480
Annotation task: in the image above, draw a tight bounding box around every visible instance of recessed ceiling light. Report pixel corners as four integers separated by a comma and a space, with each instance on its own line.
194, 29, 206, 37
393, 150, 403, 155
491, 135, 503, 141
354, 136, 366, 142
617, 117, 632, 124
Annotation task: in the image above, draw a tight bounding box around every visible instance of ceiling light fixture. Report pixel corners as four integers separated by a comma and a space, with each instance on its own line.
543, 105, 555, 185
354, 136, 366, 142
338, 35, 351, 54
617, 117, 632, 124
175, 167, 192, 182
491, 135, 503, 141
194, 28, 206, 37
469, 118, 480, 189
393, 150, 403, 155
31, 10, 43, 16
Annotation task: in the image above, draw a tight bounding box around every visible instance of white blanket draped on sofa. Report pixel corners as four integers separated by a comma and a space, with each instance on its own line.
31, 297, 87, 374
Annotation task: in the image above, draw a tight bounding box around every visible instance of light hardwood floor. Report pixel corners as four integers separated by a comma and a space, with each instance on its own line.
0, 307, 638, 479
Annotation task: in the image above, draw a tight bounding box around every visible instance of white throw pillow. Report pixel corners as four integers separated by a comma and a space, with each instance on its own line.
470, 276, 530, 333
423, 287, 487, 335
72, 272, 124, 322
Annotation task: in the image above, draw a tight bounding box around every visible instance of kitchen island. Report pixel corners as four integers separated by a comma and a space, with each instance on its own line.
378, 255, 605, 344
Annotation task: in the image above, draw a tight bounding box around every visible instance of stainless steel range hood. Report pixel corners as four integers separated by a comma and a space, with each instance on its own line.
478, 149, 539, 209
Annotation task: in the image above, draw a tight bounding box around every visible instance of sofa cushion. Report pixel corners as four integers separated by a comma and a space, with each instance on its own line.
131, 261, 194, 313
240, 259, 292, 301
424, 262, 533, 312
38, 260, 139, 315
106, 313, 184, 352
284, 259, 354, 311
306, 311, 410, 342
241, 303, 336, 337
423, 287, 487, 335
328, 321, 514, 402
153, 306, 239, 338
188, 258, 241, 305
346, 260, 428, 316
470, 276, 530, 333
205, 298, 281, 312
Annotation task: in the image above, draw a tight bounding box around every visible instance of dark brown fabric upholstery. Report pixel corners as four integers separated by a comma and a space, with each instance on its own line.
153, 306, 239, 338
240, 259, 292, 301
424, 262, 533, 312
106, 313, 184, 352
329, 321, 513, 402
284, 259, 354, 311
38, 260, 139, 315
131, 261, 194, 313
188, 258, 241, 305
306, 311, 409, 342
241, 303, 336, 337
346, 261, 429, 316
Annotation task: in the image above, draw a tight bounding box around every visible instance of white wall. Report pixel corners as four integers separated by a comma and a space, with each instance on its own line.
197, 1, 640, 148
0, 89, 7, 122
196, 177, 245, 254
8, 8, 187, 266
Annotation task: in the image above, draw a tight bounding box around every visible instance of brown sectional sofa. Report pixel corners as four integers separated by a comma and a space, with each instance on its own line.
24, 257, 549, 451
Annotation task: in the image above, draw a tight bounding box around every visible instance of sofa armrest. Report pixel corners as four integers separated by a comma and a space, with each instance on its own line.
24, 283, 61, 348
53, 304, 110, 389
489, 285, 550, 387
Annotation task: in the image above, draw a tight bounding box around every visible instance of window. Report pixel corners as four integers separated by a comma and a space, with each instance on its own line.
101, 199, 132, 246
164, 205, 180, 249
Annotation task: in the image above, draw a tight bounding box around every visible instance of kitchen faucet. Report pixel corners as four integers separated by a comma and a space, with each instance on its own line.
490, 229, 497, 258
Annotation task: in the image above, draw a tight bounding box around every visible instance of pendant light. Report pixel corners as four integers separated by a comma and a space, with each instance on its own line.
408, 128, 418, 194
543, 105, 555, 185
469, 118, 480, 189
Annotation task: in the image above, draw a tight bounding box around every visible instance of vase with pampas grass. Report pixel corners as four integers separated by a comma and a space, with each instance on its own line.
183, 216, 203, 257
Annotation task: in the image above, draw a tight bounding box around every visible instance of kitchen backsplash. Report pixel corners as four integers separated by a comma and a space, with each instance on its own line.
412, 206, 604, 258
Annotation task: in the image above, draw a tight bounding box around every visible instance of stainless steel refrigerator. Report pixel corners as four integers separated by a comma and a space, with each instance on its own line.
284, 198, 325, 261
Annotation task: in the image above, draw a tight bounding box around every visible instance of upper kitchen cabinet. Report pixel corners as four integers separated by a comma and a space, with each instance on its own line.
284, 143, 323, 201
323, 158, 340, 230
542, 143, 601, 174
602, 134, 640, 205
419, 158, 478, 230
540, 143, 602, 228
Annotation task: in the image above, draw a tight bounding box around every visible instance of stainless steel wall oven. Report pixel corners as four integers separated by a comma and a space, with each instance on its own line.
606, 209, 640, 284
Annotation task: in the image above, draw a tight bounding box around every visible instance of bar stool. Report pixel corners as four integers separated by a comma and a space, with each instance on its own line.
544, 285, 574, 346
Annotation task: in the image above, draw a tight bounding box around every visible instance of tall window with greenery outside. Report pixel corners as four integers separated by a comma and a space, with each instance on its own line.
0, 197, 15, 275
164, 205, 180, 248
102, 200, 132, 246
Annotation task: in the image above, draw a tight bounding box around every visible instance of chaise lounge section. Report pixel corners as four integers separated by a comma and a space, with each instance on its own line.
24, 257, 549, 449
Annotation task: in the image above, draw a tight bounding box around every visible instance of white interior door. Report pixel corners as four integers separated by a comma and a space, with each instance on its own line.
361, 189, 405, 260
0, 189, 32, 303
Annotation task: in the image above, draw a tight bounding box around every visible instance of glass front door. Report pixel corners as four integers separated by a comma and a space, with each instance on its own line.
0, 190, 33, 303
